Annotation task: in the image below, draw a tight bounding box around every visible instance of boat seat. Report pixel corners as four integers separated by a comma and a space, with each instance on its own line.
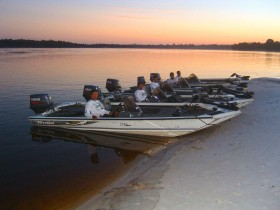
122, 96, 143, 117
174, 78, 191, 88
144, 85, 152, 97
129, 86, 138, 93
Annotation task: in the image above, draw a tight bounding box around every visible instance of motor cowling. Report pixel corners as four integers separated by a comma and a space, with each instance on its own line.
30, 94, 54, 114
83, 85, 101, 101
137, 76, 146, 84
106, 79, 121, 92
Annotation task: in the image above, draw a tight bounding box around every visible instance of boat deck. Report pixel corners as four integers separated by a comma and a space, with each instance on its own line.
46, 103, 217, 118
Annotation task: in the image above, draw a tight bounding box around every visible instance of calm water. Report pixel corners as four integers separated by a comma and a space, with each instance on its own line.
0, 48, 280, 209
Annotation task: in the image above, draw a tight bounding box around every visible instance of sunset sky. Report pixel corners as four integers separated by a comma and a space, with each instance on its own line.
0, 0, 279, 44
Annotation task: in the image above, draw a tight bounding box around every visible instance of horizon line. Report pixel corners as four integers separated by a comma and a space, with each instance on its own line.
0, 38, 237, 46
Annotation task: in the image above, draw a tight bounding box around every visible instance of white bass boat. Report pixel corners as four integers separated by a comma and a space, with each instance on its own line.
29, 95, 241, 138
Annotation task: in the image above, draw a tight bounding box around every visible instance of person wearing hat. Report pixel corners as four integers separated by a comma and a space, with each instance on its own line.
134, 80, 148, 102
135, 77, 168, 102
85, 89, 113, 119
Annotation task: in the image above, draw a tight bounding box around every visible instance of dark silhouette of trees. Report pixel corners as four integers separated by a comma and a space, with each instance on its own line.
0, 39, 232, 50
0, 39, 84, 48
232, 39, 280, 52
2, 39, 279, 51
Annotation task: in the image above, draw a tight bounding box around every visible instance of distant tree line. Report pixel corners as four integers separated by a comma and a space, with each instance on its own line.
1, 39, 279, 51
0, 39, 231, 50
232, 39, 280, 52
0, 39, 85, 48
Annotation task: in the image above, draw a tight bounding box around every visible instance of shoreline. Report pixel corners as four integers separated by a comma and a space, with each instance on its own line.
78, 77, 280, 210
61, 155, 147, 210
1, 39, 280, 52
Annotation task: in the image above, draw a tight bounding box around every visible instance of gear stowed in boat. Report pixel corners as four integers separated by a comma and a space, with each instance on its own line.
96, 74, 254, 110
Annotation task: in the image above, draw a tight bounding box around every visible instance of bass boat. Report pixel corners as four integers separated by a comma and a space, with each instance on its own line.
96, 77, 254, 109
28, 94, 241, 138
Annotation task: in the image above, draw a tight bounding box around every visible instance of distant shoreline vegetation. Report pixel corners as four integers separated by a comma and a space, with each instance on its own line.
232, 39, 280, 52
0, 39, 231, 50
0, 39, 279, 52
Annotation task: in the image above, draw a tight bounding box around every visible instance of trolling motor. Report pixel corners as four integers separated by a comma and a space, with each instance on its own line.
229, 73, 250, 88
221, 86, 254, 99
30, 94, 54, 114
230, 73, 250, 80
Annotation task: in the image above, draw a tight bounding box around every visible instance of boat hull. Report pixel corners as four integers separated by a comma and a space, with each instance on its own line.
29, 109, 241, 137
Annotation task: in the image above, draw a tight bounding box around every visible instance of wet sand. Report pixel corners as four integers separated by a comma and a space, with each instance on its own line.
79, 78, 280, 210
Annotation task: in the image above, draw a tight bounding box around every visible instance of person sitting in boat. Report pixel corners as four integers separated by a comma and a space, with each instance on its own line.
166, 72, 177, 86
175, 70, 182, 82
134, 79, 167, 102
150, 74, 169, 99
172, 71, 191, 88
134, 80, 148, 102
150, 74, 160, 92
85, 90, 113, 119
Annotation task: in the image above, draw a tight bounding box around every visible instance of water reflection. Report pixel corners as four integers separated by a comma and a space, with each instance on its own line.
30, 126, 175, 164
27, 126, 175, 208
1, 127, 174, 209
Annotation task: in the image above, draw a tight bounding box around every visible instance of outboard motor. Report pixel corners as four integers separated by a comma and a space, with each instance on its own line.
106, 79, 121, 92
150, 73, 161, 82
83, 85, 101, 101
137, 76, 146, 84
30, 94, 54, 114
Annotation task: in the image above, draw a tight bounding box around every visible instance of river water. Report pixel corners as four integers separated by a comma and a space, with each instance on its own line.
0, 48, 279, 209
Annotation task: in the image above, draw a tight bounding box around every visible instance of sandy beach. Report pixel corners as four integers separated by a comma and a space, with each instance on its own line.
78, 78, 280, 210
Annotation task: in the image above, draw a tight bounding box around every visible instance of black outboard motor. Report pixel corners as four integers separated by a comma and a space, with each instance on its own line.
150, 73, 161, 82
137, 76, 146, 84
106, 79, 121, 92
30, 94, 54, 114
83, 85, 101, 101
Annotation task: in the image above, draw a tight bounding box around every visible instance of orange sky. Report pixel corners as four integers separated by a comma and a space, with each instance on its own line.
0, 0, 279, 44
